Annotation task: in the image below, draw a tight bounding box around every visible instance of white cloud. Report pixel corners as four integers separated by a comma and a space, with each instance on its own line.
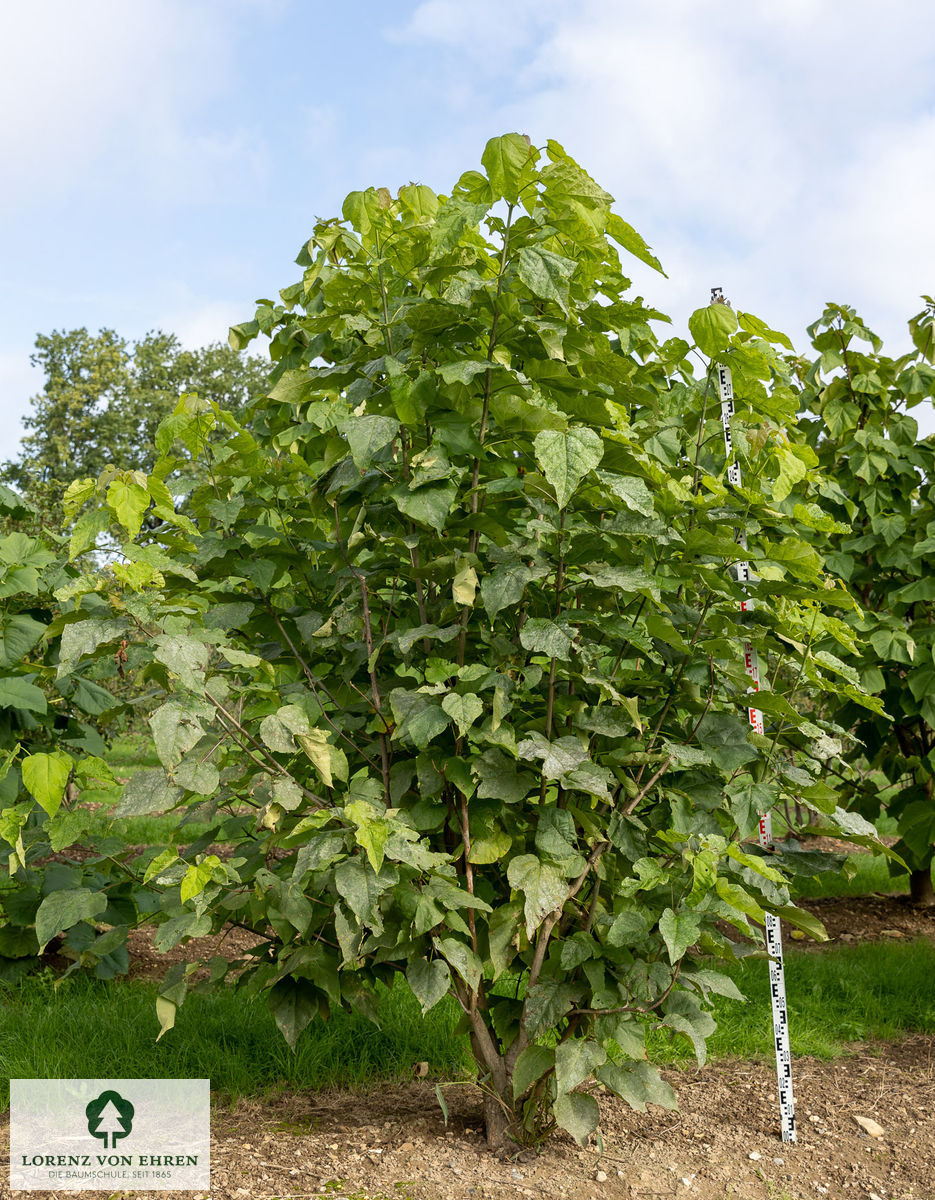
0, 1, 265, 216
394, 0, 935, 359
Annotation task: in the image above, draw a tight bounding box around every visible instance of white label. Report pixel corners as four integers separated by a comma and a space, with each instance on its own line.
10, 1079, 210, 1191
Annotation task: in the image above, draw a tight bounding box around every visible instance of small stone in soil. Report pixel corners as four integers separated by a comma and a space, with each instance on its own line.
748, 1151, 762, 1161
595, 1170, 608, 1183
854, 1116, 884, 1138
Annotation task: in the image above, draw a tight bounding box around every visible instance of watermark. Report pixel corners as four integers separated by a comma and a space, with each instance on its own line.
10, 1079, 210, 1191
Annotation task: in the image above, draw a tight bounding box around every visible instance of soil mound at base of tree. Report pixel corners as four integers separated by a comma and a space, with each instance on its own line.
2, 1036, 932, 1200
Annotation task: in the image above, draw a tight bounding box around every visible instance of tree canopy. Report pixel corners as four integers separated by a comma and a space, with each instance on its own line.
2, 328, 267, 521
53, 134, 883, 1148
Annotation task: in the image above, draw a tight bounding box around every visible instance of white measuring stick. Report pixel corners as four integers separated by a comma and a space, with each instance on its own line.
713, 337, 797, 1144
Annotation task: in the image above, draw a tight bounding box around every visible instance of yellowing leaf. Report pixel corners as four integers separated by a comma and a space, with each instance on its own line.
452, 563, 478, 607
106, 476, 150, 539
21, 751, 72, 817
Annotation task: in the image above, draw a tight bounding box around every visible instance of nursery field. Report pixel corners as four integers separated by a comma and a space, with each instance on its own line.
5, 136, 935, 1200
1, 733, 934, 1200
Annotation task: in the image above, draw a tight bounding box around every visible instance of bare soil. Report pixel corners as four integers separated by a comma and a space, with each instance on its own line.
2, 1036, 933, 1200
117, 888, 935, 986
11, 848, 934, 1199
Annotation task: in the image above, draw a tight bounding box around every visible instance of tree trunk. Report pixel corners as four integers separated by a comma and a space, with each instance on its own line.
482, 1089, 515, 1151
910, 867, 935, 906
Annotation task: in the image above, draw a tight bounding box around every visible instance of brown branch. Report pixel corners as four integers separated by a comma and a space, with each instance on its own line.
569, 962, 682, 1019
458, 793, 478, 956
359, 576, 391, 803
624, 755, 674, 816
205, 693, 325, 808
262, 604, 382, 774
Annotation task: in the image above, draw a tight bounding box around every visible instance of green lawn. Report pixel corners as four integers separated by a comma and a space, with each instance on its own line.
792, 850, 911, 899
2, 939, 933, 1111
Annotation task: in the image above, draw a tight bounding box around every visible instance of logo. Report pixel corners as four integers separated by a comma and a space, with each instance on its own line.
85, 1090, 135, 1149
11, 1079, 210, 1190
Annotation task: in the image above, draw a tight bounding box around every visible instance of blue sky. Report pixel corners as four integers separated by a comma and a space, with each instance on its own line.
3, 0, 935, 460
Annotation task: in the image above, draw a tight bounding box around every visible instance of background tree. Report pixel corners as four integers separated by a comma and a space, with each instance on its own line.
0, 484, 134, 984
798, 300, 935, 904
66, 136, 880, 1150
1, 329, 268, 522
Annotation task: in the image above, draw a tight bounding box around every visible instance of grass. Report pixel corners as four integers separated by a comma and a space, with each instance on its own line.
0, 970, 472, 1112
649, 938, 935, 1063
1, 940, 933, 1111
792, 850, 911, 899
104, 731, 161, 774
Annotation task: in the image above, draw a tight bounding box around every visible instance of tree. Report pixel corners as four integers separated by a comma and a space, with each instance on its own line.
0, 485, 135, 984
797, 300, 935, 904
1, 329, 268, 522
68, 135, 877, 1148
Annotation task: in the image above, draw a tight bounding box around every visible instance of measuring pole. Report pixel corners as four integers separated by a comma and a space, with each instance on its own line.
710, 286, 796, 1144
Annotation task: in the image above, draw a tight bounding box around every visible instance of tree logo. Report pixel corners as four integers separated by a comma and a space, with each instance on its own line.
85, 1090, 134, 1149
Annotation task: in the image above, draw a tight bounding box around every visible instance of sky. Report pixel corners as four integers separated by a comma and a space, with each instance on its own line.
3, 0, 935, 461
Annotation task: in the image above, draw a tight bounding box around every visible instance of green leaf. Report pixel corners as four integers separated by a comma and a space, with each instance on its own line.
153, 634, 208, 691
0, 675, 47, 714
69, 507, 111, 560
481, 133, 536, 204
517, 246, 577, 315
507, 853, 568, 937
554, 1039, 607, 1097
149, 701, 204, 768
683, 968, 745, 1003
553, 1092, 600, 1146
606, 213, 666, 275
115, 769, 182, 817
520, 618, 574, 660
481, 561, 543, 621
595, 1061, 677, 1113
106, 477, 150, 539
533, 427, 603, 509
35, 887, 107, 952
269, 977, 319, 1051
47, 810, 89, 852
57, 618, 127, 678
442, 692, 483, 737
597, 472, 655, 516
143, 848, 180, 885
512, 1045, 555, 1099
517, 733, 588, 781
406, 956, 451, 1015
344, 415, 399, 470
658, 907, 701, 964
334, 859, 382, 927
260, 712, 295, 754
21, 751, 72, 817
688, 304, 738, 357
390, 480, 458, 533
0, 615, 45, 669
433, 935, 482, 992
662, 992, 716, 1066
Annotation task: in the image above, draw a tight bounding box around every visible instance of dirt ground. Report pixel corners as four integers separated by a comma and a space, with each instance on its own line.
10, 863, 935, 1200
118, 888, 935, 984
2, 1035, 933, 1200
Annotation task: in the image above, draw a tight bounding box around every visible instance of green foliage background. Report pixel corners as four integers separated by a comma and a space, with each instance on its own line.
0, 133, 919, 1150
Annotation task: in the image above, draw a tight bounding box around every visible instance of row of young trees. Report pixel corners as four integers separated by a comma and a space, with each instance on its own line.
0, 135, 932, 1148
